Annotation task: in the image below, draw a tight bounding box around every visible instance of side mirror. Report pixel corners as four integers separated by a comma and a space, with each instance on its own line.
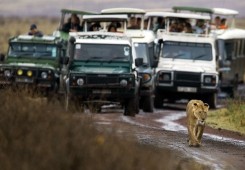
152, 60, 158, 68
68, 36, 75, 59
135, 58, 143, 67
60, 56, 69, 65
0, 53, 5, 62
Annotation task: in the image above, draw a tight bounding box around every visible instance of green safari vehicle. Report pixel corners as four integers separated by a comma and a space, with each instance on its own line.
0, 35, 67, 97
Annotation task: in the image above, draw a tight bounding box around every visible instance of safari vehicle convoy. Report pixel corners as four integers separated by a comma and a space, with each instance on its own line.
154, 12, 219, 108
64, 32, 141, 116
0, 35, 67, 97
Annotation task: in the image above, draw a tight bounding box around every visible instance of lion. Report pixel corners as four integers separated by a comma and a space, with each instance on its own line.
186, 100, 209, 147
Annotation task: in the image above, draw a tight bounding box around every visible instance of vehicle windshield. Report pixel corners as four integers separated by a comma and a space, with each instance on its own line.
8, 43, 57, 58
74, 44, 131, 61
134, 43, 149, 64
162, 41, 212, 61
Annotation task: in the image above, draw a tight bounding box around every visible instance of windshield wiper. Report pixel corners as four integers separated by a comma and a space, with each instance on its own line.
192, 54, 207, 61
13, 52, 33, 57
108, 56, 126, 63
172, 53, 185, 60
85, 56, 102, 63
35, 52, 52, 58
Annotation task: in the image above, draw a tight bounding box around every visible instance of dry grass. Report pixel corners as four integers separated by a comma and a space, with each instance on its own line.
0, 89, 210, 170
207, 99, 245, 134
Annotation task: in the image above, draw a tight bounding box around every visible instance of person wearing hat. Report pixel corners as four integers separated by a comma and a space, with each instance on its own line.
28, 24, 43, 37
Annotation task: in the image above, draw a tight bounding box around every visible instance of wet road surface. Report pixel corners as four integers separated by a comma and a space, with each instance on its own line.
79, 103, 245, 170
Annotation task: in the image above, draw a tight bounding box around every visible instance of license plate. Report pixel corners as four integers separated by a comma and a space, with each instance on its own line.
15, 77, 34, 83
93, 89, 111, 94
177, 87, 197, 93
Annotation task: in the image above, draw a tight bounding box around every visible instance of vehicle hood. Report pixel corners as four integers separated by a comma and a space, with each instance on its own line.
70, 62, 131, 74
3, 58, 57, 70
156, 59, 217, 74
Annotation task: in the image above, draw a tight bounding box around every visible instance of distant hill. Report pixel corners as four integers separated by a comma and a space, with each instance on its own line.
0, 0, 244, 17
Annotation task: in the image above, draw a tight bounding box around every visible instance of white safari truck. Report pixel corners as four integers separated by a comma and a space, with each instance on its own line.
172, 6, 245, 99
154, 12, 219, 108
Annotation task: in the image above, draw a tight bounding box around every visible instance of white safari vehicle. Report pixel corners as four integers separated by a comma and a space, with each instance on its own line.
173, 6, 245, 98
212, 8, 245, 98
154, 12, 219, 108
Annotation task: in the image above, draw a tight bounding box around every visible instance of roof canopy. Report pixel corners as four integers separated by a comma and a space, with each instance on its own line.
172, 6, 239, 16
101, 8, 145, 14
61, 9, 97, 15
145, 11, 211, 20
172, 6, 213, 14
83, 14, 128, 22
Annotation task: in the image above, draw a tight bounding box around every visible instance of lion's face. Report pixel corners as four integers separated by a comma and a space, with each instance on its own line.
192, 102, 209, 126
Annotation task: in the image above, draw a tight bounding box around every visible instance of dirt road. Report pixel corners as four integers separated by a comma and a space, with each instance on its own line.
87, 104, 245, 170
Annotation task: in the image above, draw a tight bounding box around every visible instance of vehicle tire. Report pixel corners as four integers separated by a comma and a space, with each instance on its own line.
47, 83, 59, 103
206, 93, 217, 109
65, 92, 83, 113
65, 91, 71, 112
124, 95, 139, 116
88, 103, 102, 113
154, 94, 163, 109
142, 95, 154, 112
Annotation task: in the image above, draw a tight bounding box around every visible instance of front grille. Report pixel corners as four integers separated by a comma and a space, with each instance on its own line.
87, 75, 118, 85
174, 71, 201, 87
175, 71, 201, 82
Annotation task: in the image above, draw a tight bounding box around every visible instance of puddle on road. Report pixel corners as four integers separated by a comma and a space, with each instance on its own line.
156, 112, 186, 132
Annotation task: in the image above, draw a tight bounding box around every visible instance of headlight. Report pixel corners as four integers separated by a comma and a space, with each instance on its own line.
157, 71, 172, 84
163, 74, 171, 81
17, 69, 23, 76
4, 70, 11, 77
77, 78, 84, 86
41, 72, 48, 79
27, 70, 33, 77
120, 79, 128, 87
158, 72, 171, 81
204, 76, 212, 83
203, 75, 217, 86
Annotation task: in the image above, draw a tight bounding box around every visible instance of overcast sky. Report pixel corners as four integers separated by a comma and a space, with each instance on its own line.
0, 0, 245, 17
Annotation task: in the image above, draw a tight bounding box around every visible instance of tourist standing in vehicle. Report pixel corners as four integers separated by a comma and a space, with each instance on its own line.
108, 24, 117, 32
28, 24, 43, 37
62, 14, 82, 32
128, 17, 138, 29
183, 22, 193, 33
153, 17, 165, 33
193, 19, 205, 34
211, 16, 221, 29
219, 18, 228, 29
